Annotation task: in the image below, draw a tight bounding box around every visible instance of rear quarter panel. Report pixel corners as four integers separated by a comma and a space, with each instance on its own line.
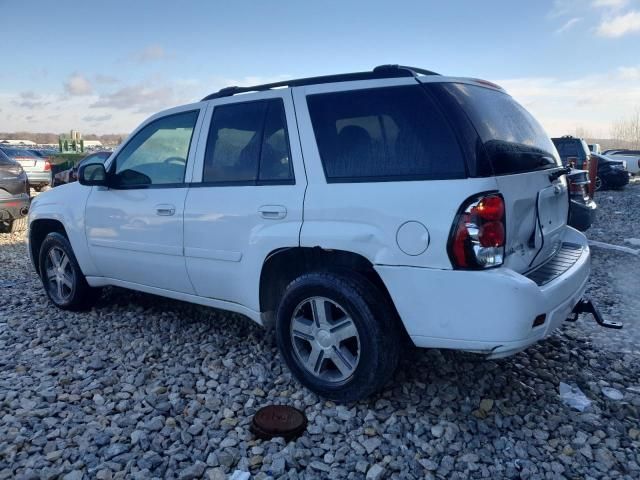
292, 79, 498, 267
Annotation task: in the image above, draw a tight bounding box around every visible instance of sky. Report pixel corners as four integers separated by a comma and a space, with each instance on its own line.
1, 0, 640, 137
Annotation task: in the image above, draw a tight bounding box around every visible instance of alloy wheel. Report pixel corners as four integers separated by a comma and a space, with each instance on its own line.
290, 296, 360, 384
44, 246, 75, 304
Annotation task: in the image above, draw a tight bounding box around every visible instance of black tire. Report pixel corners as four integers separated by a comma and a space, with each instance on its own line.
38, 232, 99, 311
0, 216, 27, 234
275, 271, 401, 402
595, 176, 604, 191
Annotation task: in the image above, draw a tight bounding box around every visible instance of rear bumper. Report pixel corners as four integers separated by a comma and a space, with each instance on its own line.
0, 193, 30, 221
568, 198, 596, 231
376, 227, 590, 358
25, 171, 52, 185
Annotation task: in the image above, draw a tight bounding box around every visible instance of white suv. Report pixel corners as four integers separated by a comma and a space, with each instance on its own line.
28, 65, 591, 401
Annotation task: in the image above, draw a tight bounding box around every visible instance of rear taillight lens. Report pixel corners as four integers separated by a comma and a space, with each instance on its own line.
568, 179, 589, 201
44, 161, 51, 171
448, 193, 506, 269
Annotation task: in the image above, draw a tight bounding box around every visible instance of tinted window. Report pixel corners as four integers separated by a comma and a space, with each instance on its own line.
203, 99, 293, 184
260, 101, 293, 182
0, 149, 13, 165
113, 110, 198, 187
1, 148, 38, 158
307, 86, 466, 182
553, 140, 579, 157
440, 83, 561, 175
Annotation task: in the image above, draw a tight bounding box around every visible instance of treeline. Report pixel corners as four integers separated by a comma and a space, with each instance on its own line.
0, 132, 126, 145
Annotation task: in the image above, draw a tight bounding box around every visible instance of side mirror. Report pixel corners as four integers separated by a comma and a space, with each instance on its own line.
78, 163, 108, 187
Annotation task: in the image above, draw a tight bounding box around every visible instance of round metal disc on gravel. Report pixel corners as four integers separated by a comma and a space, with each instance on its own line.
251, 405, 307, 441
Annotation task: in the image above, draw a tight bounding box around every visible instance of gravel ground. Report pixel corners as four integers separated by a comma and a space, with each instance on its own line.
1, 183, 639, 480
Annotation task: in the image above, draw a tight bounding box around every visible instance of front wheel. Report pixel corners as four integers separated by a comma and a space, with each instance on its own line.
275, 272, 401, 402
38, 232, 99, 310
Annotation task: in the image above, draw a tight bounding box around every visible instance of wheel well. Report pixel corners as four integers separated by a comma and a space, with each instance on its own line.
29, 219, 68, 275
259, 247, 408, 337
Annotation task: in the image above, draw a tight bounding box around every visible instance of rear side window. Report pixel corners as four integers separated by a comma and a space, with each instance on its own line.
439, 83, 561, 175
306, 86, 466, 182
203, 99, 294, 184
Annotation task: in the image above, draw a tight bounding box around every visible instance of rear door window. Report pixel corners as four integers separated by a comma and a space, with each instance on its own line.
306, 85, 466, 182
437, 83, 561, 175
203, 99, 294, 184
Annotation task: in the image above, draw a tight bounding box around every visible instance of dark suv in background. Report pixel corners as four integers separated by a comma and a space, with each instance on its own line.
0, 149, 30, 233
551, 136, 597, 232
552, 136, 591, 169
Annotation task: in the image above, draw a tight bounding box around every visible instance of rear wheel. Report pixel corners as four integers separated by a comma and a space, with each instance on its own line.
38, 232, 99, 310
275, 271, 401, 402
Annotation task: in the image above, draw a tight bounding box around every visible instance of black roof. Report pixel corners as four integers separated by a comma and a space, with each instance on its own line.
201, 65, 440, 101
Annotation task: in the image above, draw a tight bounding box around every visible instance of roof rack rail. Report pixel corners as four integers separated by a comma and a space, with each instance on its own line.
201, 65, 440, 101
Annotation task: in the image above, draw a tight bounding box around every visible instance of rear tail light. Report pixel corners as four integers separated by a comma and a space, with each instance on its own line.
568, 179, 589, 201
448, 193, 505, 269
44, 161, 51, 171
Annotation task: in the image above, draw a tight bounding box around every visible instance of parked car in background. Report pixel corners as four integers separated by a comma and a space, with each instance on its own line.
0, 149, 29, 233
566, 169, 596, 231
0, 146, 52, 191
593, 154, 630, 190
602, 150, 640, 175
28, 65, 597, 401
588, 143, 601, 155
552, 136, 591, 169
28, 149, 57, 160
550, 136, 597, 231
52, 151, 111, 187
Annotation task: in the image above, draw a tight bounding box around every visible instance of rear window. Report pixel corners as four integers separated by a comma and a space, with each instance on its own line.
439, 83, 561, 175
1, 148, 38, 158
553, 140, 579, 157
306, 85, 466, 182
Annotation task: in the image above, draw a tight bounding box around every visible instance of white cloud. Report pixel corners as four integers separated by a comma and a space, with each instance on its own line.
596, 10, 640, 37
556, 17, 583, 33
82, 114, 112, 123
94, 74, 119, 84
64, 73, 93, 95
617, 65, 640, 79
91, 84, 182, 113
497, 67, 640, 137
132, 45, 168, 63
592, 0, 628, 9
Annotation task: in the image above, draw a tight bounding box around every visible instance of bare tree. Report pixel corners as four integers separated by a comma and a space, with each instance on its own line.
611, 108, 640, 149
574, 126, 594, 140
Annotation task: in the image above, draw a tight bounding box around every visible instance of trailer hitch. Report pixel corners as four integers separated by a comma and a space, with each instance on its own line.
567, 297, 622, 329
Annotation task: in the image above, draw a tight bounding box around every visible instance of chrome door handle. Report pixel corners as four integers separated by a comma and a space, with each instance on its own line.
155, 204, 176, 216
258, 205, 287, 220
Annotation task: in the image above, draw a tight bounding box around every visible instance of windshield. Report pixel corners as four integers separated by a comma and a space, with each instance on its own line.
439, 83, 562, 175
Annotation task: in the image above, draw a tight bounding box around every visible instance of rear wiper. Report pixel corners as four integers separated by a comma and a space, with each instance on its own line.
548, 166, 572, 182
